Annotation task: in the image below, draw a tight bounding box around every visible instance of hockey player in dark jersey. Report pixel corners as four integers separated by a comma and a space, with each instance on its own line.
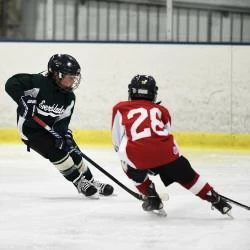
5, 53, 113, 198
111, 74, 232, 216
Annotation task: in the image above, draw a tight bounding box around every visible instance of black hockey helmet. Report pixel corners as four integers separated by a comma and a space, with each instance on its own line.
128, 75, 158, 102
48, 54, 81, 91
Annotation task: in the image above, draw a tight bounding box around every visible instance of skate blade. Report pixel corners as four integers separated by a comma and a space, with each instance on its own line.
149, 208, 167, 217
100, 193, 118, 197
86, 192, 100, 199
226, 210, 234, 219
222, 206, 233, 219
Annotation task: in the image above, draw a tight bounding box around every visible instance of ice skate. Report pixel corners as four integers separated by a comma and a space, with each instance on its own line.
142, 183, 166, 217
74, 174, 99, 199
207, 189, 232, 216
91, 178, 114, 196
142, 196, 166, 217
142, 195, 163, 211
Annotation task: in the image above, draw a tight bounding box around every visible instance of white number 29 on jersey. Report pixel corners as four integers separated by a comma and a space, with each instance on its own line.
127, 107, 169, 141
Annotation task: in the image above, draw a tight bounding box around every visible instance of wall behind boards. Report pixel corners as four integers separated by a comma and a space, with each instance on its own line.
0, 42, 249, 134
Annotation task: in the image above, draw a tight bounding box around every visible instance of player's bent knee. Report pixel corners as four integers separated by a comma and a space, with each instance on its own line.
52, 154, 80, 182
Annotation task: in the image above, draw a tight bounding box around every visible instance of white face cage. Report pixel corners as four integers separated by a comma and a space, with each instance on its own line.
68, 74, 81, 91
57, 72, 81, 92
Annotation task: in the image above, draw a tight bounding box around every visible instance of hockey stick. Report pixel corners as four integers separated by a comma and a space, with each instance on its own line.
220, 195, 250, 211
32, 115, 144, 201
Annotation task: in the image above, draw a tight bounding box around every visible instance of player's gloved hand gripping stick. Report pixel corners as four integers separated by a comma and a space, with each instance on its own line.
33, 115, 145, 201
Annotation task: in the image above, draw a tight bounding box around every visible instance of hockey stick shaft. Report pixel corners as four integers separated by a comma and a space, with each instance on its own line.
33, 115, 144, 201
76, 152, 144, 200
220, 195, 250, 210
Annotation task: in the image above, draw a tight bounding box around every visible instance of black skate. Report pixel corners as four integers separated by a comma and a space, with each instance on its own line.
91, 179, 114, 196
142, 196, 163, 211
74, 174, 99, 199
142, 183, 166, 217
207, 189, 232, 216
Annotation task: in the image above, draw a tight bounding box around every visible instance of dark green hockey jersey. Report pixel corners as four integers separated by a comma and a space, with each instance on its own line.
5, 73, 75, 140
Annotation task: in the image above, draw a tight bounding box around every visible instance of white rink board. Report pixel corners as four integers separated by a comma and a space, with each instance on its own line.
0, 145, 250, 250
0, 42, 250, 133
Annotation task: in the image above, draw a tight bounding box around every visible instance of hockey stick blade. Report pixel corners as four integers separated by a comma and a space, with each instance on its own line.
220, 195, 250, 211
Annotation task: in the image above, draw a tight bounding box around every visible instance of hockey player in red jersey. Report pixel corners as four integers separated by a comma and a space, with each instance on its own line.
111, 74, 232, 216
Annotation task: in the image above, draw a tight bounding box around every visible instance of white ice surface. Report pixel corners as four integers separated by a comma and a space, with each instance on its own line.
0, 145, 250, 250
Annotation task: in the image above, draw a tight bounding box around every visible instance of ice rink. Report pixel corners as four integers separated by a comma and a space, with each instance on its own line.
0, 144, 250, 250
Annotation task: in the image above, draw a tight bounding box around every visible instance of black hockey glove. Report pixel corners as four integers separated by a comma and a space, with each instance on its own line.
54, 133, 65, 150
18, 95, 37, 120
54, 129, 77, 152
142, 183, 163, 211
64, 129, 78, 152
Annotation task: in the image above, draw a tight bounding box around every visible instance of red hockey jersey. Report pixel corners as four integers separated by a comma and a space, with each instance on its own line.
111, 100, 180, 169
